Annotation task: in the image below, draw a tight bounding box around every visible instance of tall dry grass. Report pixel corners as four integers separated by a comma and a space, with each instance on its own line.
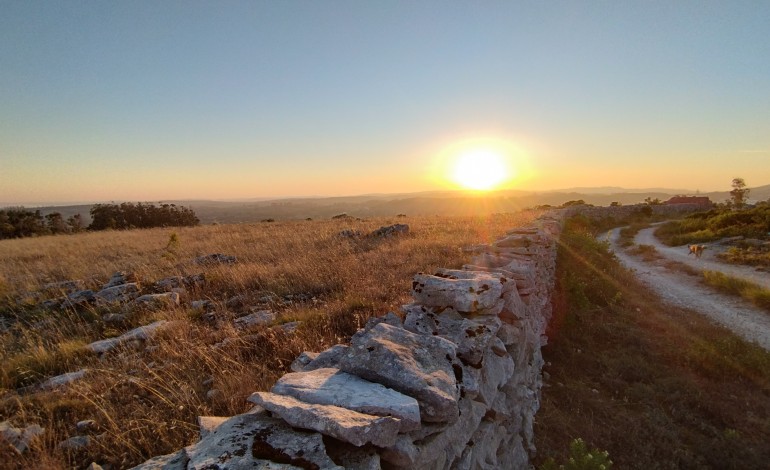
0, 212, 540, 469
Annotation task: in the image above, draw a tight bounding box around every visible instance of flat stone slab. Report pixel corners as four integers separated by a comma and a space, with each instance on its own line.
249, 392, 401, 447
272, 367, 420, 432
339, 322, 460, 423
412, 272, 503, 314
87, 320, 169, 354
38, 368, 88, 391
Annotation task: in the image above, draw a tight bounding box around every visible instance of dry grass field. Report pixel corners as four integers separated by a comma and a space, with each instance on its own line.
0, 212, 540, 469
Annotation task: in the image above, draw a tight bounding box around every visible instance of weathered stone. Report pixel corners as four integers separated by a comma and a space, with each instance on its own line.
275, 321, 301, 334
0, 421, 44, 454
369, 224, 409, 238
62, 289, 96, 309
198, 416, 228, 439
103, 271, 137, 289
339, 322, 459, 423
362, 311, 403, 331
248, 392, 401, 447
58, 435, 90, 450
300, 344, 349, 372
95, 283, 141, 305
87, 320, 169, 354
412, 272, 503, 314
402, 303, 501, 367
381, 399, 486, 468
184, 409, 342, 469
271, 368, 420, 432
290, 351, 319, 372
134, 292, 180, 309
195, 253, 237, 266
233, 310, 275, 329
130, 448, 188, 469
103, 313, 127, 323
38, 368, 88, 391
76, 420, 97, 433
154, 276, 184, 291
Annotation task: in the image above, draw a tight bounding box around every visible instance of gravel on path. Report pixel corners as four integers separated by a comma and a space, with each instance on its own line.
602, 227, 770, 351
635, 225, 770, 290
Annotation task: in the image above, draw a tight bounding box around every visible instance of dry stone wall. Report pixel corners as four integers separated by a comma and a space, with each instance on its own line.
133, 214, 563, 470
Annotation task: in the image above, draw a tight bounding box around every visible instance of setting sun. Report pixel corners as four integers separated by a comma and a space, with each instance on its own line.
452, 149, 510, 190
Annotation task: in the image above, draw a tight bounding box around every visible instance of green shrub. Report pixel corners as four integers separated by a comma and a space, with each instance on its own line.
540, 438, 613, 470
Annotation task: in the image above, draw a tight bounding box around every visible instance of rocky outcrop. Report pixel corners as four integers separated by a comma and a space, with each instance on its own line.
133, 214, 562, 469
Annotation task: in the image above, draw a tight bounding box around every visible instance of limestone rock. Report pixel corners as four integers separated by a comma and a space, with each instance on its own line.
233, 310, 275, 329
184, 409, 342, 469
402, 303, 501, 367
0, 421, 44, 454
58, 435, 90, 450
76, 420, 98, 433
38, 368, 88, 391
62, 289, 96, 309
134, 292, 180, 309
130, 448, 188, 469
197, 416, 228, 439
412, 272, 503, 314
271, 368, 420, 432
339, 322, 459, 423
249, 392, 401, 447
103, 271, 137, 289
87, 320, 169, 354
95, 283, 141, 305
290, 351, 319, 372
295, 344, 349, 372
369, 224, 409, 238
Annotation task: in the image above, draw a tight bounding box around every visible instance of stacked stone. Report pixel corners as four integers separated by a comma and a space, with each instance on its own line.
131, 216, 561, 470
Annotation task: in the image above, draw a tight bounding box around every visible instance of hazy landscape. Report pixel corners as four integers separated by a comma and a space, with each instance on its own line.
2, 2, 770, 469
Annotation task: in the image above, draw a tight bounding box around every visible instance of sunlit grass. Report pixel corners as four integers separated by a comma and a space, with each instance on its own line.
0, 211, 541, 468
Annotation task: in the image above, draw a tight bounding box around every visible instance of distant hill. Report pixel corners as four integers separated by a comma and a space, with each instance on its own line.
11, 184, 770, 225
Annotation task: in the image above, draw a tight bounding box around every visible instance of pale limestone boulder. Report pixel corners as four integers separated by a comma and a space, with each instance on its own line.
412, 272, 503, 314
271, 368, 420, 432
184, 410, 342, 469
87, 320, 169, 354
38, 368, 88, 391
248, 392, 401, 447
339, 323, 460, 423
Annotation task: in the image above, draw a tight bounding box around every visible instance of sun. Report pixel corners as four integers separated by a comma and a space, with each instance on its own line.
451, 149, 510, 190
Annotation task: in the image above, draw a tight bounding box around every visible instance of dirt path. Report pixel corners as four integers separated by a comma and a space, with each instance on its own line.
603, 227, 770, 351
635, 225, 770, 290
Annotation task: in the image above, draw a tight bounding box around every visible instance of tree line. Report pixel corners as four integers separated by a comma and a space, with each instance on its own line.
0, 202, 199, 240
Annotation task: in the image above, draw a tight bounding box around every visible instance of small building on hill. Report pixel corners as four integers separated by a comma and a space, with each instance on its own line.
665, 196, 712, 206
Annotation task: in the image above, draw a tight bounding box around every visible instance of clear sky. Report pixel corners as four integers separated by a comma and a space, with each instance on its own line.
2, 1, 769, 205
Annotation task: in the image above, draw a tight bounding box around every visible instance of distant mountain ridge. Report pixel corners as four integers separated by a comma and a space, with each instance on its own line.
8, 184, 770, 225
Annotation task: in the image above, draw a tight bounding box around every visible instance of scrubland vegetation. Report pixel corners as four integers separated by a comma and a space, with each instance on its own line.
0, 212, 539, 469
655, 203, 770, 250
534, 215, 770, 469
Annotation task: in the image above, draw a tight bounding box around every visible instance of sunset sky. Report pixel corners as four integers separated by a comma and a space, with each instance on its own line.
2, 1, 769, 205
